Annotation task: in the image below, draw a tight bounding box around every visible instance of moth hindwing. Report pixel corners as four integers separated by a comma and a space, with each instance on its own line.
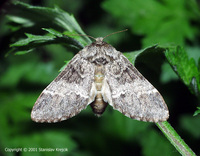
31, 37, 169, 123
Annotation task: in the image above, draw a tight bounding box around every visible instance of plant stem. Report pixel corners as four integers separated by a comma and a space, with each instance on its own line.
156, 121, 196, 156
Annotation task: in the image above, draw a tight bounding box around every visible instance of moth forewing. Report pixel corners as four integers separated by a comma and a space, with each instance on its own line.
31, 54, 95, 123
104, 53, 169, 122
31, 37, 169, 123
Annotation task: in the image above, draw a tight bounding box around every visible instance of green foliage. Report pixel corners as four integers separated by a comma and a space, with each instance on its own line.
11, 1, 88, 39
0, 61, 56, 87
165, 46, 200, 96
123, 45, 158, 65
141, 130, 179, 156
102, 0, 199, 47
180, 115, 200, 138
193, 107, 200, 116
1, 0, 200, 156
9, 30, 84, 56
7, 1, 92, 56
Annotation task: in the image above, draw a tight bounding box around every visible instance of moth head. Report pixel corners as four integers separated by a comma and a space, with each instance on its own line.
95, 37, 104, 45
94, 29, 128, 45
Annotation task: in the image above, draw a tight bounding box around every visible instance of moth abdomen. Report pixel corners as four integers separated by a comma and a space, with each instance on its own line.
90, 65, 108, 116
91, 93, 108, 116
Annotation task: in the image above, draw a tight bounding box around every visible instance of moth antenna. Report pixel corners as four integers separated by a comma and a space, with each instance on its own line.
103, 29, 128, 40
66, 33, 96, 40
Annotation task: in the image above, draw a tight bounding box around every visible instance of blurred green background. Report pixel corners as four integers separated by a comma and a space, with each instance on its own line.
0, 0, 200, 156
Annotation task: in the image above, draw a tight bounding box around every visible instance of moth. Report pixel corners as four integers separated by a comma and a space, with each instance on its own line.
31, 32, 169, 123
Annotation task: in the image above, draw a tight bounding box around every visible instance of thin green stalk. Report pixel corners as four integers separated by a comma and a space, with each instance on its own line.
156, 121, 196, 156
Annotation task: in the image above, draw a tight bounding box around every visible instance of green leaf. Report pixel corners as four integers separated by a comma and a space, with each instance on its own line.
186, 46, 200, 66
7, 1, 93, 56
15, 49, 33, 55
9, 31, 84, 55
102, 0, 198, 47
123, 45, 162, 65
10, 33, 56, 47
123, 50, 143, 65
124, 45, 166, 76
164, 46, 200, 96
42, 28, 63, 37
193, 107, 200, 116
63, 30, 91, 46
11, 1, 91, 44
6, 15, 34, 27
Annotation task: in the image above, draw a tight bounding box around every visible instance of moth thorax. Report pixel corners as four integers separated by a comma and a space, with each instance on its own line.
93, 57, 108, 65
90, 66, 108, 116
